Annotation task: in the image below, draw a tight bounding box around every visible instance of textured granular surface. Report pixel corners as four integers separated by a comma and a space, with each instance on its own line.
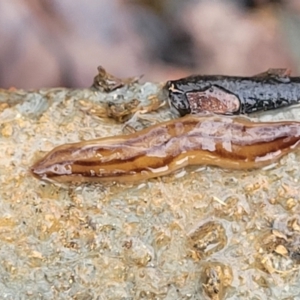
1, 83, 300, 299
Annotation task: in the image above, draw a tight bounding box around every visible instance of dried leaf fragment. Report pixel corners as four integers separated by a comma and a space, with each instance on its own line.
274, 244, 288, 256
91, 65, 141, 92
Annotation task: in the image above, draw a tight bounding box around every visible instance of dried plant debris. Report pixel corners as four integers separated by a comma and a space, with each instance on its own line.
255, 215, 300, 274
122, 237, 154, 267
84, 67, 166, 124
188, 221, 227, 259
201, 262, 233, 300
106, 98, 141, 122
79, 93, 166, 126
107, 94, 165, 123
91, 66, 141, 92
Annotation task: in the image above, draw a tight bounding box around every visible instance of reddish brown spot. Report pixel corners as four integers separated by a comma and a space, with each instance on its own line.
186, 86, 240, 114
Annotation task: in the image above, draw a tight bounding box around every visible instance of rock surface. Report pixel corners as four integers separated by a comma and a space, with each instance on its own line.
1, 83, 300, 299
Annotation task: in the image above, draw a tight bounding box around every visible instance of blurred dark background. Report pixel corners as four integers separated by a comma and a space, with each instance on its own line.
1, 0, 300, 88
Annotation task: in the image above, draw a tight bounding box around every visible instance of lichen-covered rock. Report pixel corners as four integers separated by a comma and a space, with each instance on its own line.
1, 83, 300, 299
